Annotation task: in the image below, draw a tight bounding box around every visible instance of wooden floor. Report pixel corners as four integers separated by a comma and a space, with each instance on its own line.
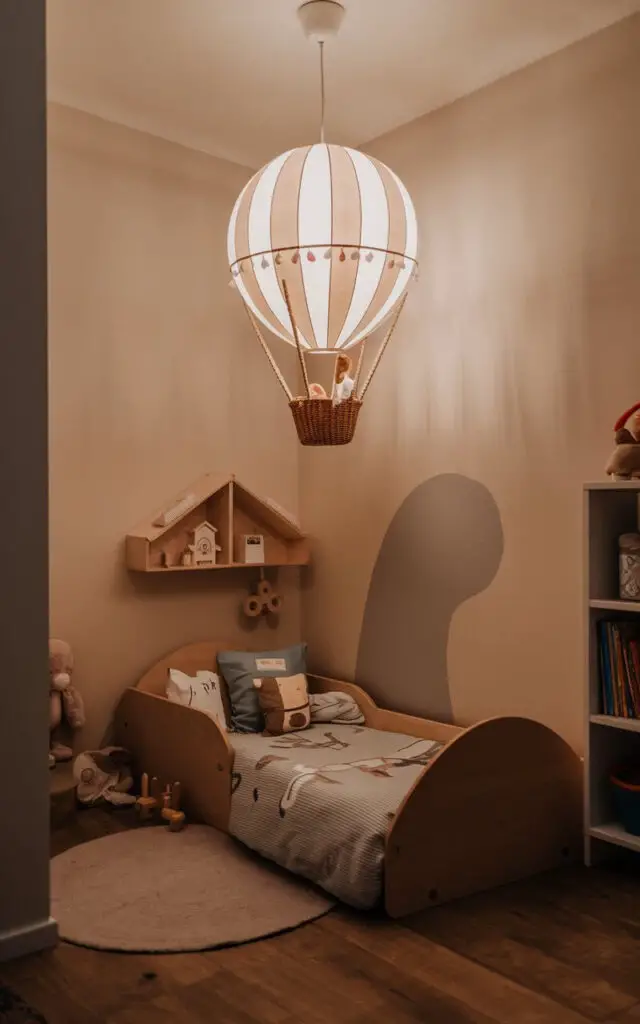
2, 810, 640, 1024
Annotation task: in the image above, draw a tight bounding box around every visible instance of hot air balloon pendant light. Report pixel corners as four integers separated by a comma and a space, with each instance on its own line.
227, 0, 419, 446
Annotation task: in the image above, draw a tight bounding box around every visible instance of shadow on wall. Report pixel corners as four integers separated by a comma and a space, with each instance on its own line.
356, 474, 503, 723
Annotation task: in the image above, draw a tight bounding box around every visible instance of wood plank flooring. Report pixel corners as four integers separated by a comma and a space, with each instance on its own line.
2, 809, 640, 1023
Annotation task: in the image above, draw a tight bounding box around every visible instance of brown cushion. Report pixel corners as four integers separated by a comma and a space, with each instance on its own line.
254, 673, 310, 735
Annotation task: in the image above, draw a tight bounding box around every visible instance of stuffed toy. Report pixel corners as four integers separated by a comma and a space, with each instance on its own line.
49, 638, 85, 768
333, 353, 355, 404
73, 746, 136, 806
606, 403, 640, 479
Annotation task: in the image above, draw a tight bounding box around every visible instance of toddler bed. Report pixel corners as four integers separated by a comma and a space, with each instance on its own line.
114, 641, 582, 917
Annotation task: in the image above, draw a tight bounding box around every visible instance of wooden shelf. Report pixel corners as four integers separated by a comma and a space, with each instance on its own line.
126, 473, 309, 573
143, 561, 306, 573
589, 823, 640, 854
585, 483, 640, 867
589, 599, 640, 613
585, 481, 640, 491
590, 714, 640, 733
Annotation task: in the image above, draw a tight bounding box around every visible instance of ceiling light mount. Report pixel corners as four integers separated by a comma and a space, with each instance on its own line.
297, 0, 346, 43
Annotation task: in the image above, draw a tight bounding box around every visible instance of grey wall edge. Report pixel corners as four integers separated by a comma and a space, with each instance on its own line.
0, 1, 56, 958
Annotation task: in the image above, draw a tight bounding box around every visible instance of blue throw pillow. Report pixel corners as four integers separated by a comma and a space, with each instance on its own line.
217, 643, 308, 733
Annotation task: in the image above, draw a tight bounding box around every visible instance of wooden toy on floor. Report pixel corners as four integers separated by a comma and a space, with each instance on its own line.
161, 781, 186, 832
135, 772, 159, 820
136, 773, 185, 830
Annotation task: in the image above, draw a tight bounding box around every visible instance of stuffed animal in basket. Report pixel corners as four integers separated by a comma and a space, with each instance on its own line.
73, 746, 137, 806
606, 403, 640, 479
333, 353, 355, 404
49, 639, 85, 768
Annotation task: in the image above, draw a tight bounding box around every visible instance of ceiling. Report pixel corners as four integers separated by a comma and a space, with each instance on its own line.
47, 0, 640, 169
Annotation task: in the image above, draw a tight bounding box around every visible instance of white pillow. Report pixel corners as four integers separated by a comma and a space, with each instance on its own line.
166, 669, 228, 731
309, 691, 365, 725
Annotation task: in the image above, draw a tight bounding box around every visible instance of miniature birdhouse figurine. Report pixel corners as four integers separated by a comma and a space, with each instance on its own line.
187, 521, 222, 566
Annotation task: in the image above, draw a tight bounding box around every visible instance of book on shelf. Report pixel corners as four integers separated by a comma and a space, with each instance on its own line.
597, 619, 640, 718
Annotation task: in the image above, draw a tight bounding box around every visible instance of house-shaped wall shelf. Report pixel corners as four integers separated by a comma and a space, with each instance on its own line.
125, 474, 309, 572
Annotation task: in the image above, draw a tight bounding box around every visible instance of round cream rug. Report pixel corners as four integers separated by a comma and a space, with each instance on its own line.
51, 825, 334, 952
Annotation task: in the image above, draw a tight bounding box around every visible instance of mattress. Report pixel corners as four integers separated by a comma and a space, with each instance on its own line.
228, 723, 443, 909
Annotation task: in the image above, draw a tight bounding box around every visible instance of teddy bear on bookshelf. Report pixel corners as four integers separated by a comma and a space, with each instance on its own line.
49, 639, 85, 768
606, 403, 640, 479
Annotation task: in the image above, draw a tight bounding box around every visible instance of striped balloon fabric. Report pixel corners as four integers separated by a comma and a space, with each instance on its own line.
228, 143, 418, 351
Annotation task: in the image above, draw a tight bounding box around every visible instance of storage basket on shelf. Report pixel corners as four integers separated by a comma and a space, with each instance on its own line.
610, 767, 640, 836
619, 533, 640, 601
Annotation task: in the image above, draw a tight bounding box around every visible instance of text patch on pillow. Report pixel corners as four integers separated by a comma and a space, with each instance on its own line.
254, 673, 310, 735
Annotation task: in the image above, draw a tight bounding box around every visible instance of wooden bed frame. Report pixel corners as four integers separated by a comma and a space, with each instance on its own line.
114, 641, 582, 918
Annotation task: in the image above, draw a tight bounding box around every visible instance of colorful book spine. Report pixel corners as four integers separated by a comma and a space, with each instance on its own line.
597, 620, 640, 718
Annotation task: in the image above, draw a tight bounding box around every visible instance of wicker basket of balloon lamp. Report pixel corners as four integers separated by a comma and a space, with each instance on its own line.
289, 397, 362, 446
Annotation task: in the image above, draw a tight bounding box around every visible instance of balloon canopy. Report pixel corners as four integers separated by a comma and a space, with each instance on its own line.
228, 143, 418, 351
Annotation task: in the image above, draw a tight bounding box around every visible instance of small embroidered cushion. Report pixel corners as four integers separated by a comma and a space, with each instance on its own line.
254, 673, 310, 735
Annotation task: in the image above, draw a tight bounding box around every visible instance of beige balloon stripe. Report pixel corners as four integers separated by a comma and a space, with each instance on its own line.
270, 146, 316, 348
341, 155, 407, 349
233, 170, 287, 342
327, 144, 362, 349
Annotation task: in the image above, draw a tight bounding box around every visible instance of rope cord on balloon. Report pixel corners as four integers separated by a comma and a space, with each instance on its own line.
319, 40, 326, 143
353, 338, 367, 395
243, 304, 293, 402
281, 278, 311, 400
358, 293, 407, 402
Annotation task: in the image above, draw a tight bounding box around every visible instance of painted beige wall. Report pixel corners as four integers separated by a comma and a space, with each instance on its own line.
48, 104, 301, 750
301, 15, 640, 752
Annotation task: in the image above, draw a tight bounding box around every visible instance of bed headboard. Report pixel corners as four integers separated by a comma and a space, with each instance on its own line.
136, 642, 231, 695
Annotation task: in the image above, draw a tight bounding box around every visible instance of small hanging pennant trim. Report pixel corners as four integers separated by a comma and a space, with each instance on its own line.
291, 250, 300, 264
365, 251, 374, 262
261, 256, 270, 269
275, 251, 282, 265
307, 250, 316, 262
350, 250, 360, 261
339, 249, 346, 262
324, 248, 332, 259
388, 258, 396, 269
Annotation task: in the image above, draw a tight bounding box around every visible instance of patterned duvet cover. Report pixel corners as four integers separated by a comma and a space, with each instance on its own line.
228, 723, 443, 909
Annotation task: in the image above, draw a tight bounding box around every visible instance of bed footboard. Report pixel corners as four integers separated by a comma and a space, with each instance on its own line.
385, 716, 582, 918
114, 688, 234, 832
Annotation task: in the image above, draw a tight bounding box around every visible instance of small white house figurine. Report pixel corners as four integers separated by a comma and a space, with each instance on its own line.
186, 521, 222, 566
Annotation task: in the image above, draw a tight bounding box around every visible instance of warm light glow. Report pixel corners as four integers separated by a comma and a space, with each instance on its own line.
227, 143, 418, 350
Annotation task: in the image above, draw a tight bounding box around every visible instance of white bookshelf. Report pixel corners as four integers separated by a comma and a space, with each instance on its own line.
584, 482, 640, 865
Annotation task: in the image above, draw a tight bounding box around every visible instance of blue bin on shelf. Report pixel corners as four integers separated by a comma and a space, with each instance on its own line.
610, 769, 640, 836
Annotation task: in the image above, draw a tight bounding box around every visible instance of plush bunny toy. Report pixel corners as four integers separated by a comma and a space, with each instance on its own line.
606, 403, 640, 479
49, 639, 85, 768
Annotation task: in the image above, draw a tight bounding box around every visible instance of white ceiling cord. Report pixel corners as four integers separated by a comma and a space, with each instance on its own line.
319, 39, 326, 142
297, 1, 346, 144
